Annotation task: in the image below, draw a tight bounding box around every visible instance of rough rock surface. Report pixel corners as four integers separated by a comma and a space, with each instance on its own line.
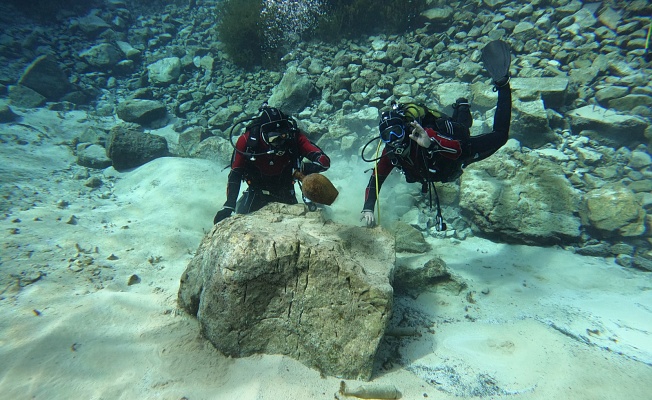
76, 143, 113, 169
580, 183, 646, 238
147, 57, 182, 86
566, 105, 648, 147
178, 203, 396, 380
116, 99, 167, 125
17, 55, 70, 100
79, 43, 123, 70
394, 257, 466, 299
394, 221, 431, 253
460, 148, 582, 244
8, 84, 46, 108
268, 66, 314, 115
106, 125, 169, 170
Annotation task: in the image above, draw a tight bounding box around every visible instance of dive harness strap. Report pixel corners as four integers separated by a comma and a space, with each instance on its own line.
427, 181, 447, 232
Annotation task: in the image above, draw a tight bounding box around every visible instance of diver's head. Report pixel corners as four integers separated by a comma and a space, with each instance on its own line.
258, 106, 295, 149
379, 109, 410, 155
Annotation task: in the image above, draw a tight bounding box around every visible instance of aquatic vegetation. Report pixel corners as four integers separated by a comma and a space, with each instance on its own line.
215, 0, 265, 69
216, 0, 325, 69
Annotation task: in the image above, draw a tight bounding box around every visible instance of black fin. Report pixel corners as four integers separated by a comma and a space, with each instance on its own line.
481, 40, 511, 82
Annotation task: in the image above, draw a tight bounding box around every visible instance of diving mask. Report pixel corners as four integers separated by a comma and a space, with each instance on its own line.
380, 124, 405, 144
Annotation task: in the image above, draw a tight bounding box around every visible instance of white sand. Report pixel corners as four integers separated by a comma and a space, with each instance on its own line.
1, 108, 651, 399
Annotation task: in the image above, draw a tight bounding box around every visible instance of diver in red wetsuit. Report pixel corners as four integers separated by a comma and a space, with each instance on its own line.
361, 83, 511, 229
213, 105, 330, 224
361, 39, 513, 230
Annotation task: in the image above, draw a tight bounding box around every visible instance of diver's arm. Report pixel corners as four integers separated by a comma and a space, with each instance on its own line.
223, 169, 243, 210
362, 152, 393, 212
296, 133, 330, 174
223, 135, 249, 209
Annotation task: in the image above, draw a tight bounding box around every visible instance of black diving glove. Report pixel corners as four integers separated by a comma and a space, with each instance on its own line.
301, 162, 323, 175
213, 208, 233, 224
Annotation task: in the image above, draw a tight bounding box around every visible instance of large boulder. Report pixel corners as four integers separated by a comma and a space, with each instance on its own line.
510, 77, 570, 110
76, 143, 112, 169
433, 82, 471, 110
116, 99, 167, 125
580, 184, 647, 238
79, 43, 123, 70
8, 84, 46, 108
460, 147, 582, 245
178, 204, 396, 380
510, 98, 556, 149
147, 57, 181, 86
566, 105, 648, 148
75, 13, 111, 37
188, 136, 232, 167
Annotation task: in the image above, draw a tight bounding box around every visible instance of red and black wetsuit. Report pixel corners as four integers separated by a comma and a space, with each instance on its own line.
224, 130, 330, 214
363, 83, 512, 212
362, 129, 462, 212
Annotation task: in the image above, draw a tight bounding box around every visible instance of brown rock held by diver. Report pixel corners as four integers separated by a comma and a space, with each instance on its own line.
294, 171, 338, 205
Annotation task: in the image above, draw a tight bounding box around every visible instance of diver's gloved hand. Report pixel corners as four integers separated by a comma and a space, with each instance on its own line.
361, 210, 376, 227
213, 208, 233, 224
302, 162, 323, 175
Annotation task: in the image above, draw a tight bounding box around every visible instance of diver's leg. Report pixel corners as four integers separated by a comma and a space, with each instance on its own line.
235, 188, 266, 214
464, 83, 512, 165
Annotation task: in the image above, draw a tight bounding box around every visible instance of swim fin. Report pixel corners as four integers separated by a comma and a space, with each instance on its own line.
481, 40, 511, 86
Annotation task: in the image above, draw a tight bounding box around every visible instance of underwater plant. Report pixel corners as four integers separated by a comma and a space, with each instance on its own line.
216, 0, 265, 69
217, 0, 325, 69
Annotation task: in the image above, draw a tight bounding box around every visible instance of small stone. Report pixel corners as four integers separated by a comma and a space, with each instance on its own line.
127, 274, 141, 286
84, 176, 103, 188
69, 263, 83, 272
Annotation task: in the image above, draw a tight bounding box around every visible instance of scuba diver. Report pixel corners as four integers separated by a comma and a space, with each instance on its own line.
213, 104, 330, 224
361, 40, 513, 229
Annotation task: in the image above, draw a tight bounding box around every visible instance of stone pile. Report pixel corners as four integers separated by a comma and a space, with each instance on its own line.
0, 0, 651, 265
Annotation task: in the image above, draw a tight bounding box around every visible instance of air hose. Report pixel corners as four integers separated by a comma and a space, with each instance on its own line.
374, 140, 382, 225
